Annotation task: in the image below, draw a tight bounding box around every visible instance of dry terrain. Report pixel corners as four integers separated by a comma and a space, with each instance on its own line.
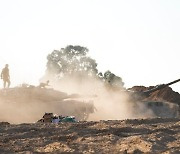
0, 118, 180, 153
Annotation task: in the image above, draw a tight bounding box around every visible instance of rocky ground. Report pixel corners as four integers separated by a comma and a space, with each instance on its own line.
0, 118, 180, 153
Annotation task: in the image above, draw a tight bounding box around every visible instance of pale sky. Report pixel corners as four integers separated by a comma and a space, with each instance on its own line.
0, 0, 180, 92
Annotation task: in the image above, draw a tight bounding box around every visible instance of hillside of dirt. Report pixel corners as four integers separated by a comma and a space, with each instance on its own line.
0, 118, 180, 153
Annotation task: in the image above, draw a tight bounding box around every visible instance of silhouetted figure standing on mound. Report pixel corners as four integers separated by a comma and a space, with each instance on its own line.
1, 64, 10, 88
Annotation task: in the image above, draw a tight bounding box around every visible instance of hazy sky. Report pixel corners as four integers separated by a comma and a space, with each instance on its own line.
0, 0, 180, 91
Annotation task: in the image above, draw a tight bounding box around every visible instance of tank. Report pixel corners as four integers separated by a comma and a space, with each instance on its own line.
0, 87, 96, 122
130, 79, 180, 99
128, 79, 180, 118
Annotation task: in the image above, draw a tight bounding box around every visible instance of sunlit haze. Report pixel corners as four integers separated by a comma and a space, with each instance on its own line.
0, 0, 180, 92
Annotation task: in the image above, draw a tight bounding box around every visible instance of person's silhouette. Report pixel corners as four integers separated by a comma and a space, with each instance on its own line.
1, 64, 11, 88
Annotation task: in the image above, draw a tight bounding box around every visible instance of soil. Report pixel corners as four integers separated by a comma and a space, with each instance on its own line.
0, 118, 179, 153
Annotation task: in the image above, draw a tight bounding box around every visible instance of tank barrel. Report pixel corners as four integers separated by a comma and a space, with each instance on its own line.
143, 78, 180, 96
129, 78, 180, 102
166, 79, 180, 86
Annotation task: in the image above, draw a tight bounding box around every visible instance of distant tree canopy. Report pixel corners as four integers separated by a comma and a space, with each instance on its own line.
98, 70, 124, 89
46, 45, 98, 78
46, 45, 124, 89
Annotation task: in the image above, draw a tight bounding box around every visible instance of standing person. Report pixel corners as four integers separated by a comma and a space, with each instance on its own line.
1, 64, 11, 88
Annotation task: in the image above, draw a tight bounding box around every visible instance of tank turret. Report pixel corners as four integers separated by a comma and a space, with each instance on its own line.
130, 78, 180, 101
128, 78, 180, 118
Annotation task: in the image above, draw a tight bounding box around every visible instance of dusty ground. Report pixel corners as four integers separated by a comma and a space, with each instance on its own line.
0, 118, 180, 153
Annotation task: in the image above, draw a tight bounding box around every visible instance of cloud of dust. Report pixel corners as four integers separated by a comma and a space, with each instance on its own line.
0, 72, 155, 124
0, 98, 49, 124
41, 73, 155, 121
0, 89, 71, 124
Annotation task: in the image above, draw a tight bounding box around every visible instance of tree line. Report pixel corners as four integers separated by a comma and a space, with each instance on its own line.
46, 45, 124, 90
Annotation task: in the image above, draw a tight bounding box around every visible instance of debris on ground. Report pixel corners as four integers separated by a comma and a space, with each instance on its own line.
37, 112, 77, 123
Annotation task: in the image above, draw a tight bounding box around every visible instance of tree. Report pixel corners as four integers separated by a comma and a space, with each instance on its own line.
45, 45, 124, 90
46, 45, 98, 79
102, 70, 124, 90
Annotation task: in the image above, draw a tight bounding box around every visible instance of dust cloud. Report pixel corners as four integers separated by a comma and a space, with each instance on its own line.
0, 73, 155, 124
41, 73, 155, 121
0, 98, 47, 124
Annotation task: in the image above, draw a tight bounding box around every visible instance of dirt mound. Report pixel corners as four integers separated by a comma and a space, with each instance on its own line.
0, 118, 179, 153
129, 86, 180, 105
